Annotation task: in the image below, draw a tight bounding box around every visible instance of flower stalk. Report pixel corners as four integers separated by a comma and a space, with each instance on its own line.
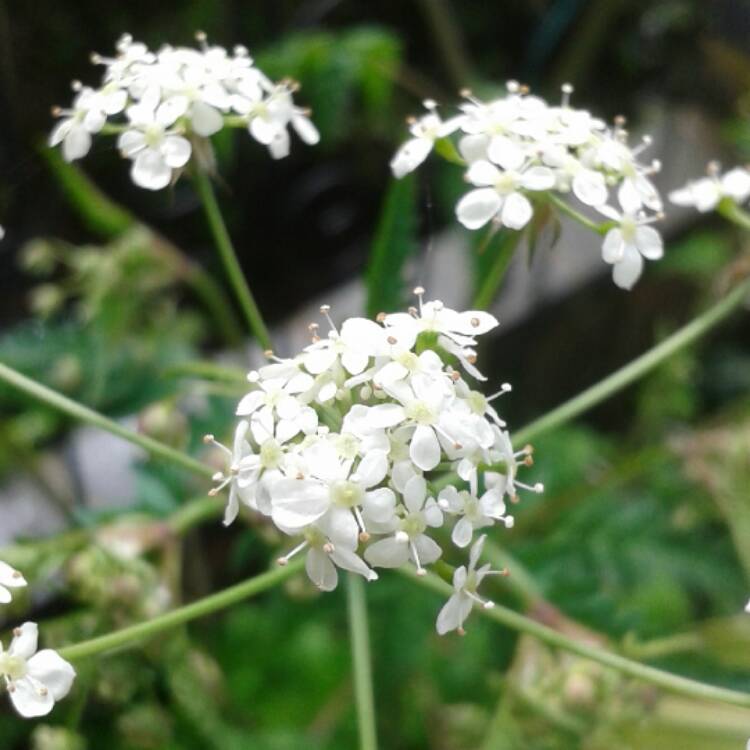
191, 167, 273, 350
347, 573, 379, 750
59, 559, 303, 662
401, 568, 750, 709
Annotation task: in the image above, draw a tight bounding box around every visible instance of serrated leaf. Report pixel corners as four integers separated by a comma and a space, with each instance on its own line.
365, 174, 417, 316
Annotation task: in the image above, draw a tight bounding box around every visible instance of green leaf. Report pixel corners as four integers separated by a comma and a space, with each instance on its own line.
434, 137, 466, 166
365, 174, 417, 317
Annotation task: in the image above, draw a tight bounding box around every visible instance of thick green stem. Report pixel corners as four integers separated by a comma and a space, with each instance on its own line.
347, 574, 379, 750
717, 198, 750, 231
401, 569, 750, 709
192, 168, 272, 350
473, 230, 523, 309
513, 275, 750, 446
0, 361, 212, 479
59, 559, 303, 661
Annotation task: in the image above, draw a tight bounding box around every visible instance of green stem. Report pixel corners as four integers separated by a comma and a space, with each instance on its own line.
0, 361, 212, 479
59, 559, 303, 661
347, 574, 379, 750
168, 496, 223, 535
513, 275, 750, 446
717, 198, 750, 231
165, 360, 248, 385
547, 193, 611, 234
192, 168, 272, 350
473, 230, 522, 309
401, 568, 750, 709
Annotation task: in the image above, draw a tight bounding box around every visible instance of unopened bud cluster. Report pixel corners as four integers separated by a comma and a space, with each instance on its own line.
208, 291, 542, 634
391, 83, 666, 289
49, 32, 319, 190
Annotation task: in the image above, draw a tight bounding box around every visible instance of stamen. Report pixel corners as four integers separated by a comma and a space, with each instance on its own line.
413, 286, 425, 315
487, 383, 512, 401
410, 541, 426, 576
354, 507, 370, 542
319, 304, 338, 334
203, 434, 233, 456
515, 480, 544, 494
561, 82, 573, 108
277, 540, 308, 565
423, 99, 437, 110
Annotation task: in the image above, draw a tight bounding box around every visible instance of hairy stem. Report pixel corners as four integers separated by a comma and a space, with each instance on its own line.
401, 568, 750, 708
59, 559, 303, 661
347, 574, 379, 750
192, 168, 272, 350
0, 362, 212, 479
514, 275, 750, 446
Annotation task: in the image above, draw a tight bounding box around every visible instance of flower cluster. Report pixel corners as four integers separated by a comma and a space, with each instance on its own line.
0, 562, 75, 718
49, 33, 319, 189
669, 162, 750, 213
390, 83, 665, 290
208, 290, 541, 634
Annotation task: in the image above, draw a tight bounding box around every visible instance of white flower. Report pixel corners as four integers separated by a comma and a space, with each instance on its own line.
438, 485, 513, 548
391, 100, 464, 178
278, 524, 378, 592
49, 86, 117, 162
364, 475, 443, 574
436, 534, 503, 635
0, 561, 27, 604
669, 165, 750, 212
0, 623, 76, 718
456, 159, 555, 231
597, 203, 663, 290
117, 101, 191, 190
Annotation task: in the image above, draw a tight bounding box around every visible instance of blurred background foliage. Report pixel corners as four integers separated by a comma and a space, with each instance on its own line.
1, 0, 750, 748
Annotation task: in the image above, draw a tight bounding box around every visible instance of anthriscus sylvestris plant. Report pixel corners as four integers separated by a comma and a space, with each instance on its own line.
1, 28, 749, 743
391, 82, 666, 289
206, 289, 536, 633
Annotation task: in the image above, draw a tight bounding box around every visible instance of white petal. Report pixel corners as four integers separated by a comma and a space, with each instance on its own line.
722, 168, 750, 202
572, 170, 608, 206
618, 179, 642, 214
469, 534, 487, 570
341, 349, 369, 376
292, 113, 320, 145
306, 549, 338, 591
131, 149, 171, 190
500, 192, 532, 230
63, 126, 92, 162
612, 245, 644, 290
161, 136, 191, 168
10, 622, 38, 660
458, 133, 489, 163
236, 391, 265, 416
362, 488, 396, 523
465, 159, 501, 187
390, 137, 433, 178
250, 115, 279, 145
9, 676, 54, 718
436, 593, 472, 635
367, 403, 406, 428
601, 229, 625, 264
268, 128, 291, 159
456, 188, 502, 230
364, 537, 410, 568
520, 166, 556, 191
410, 425, 441, 471
341, 318, 387, 355
356, 450, 388, 488
413, 534, 442, 565
330, 548, 377, 581
304, 346, 338, 375
635, 226, 663, 260
403, 475, 427, 513
48, 119, 71, 147
423, 498, 444, 528
451, 517, 474, 548
487, 136, 525, 170
190, 101, 224, 137
373, 361, 408, 387
270, 480, 329, 529
26, 650, 76, 701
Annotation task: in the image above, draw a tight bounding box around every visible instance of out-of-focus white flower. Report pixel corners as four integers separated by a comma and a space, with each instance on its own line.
436, 534, 505, 635
669, 164, 750, 213
50, 33, 318, 188
456, 159, 555, 231
597, 202, 664, 290
49, 85, 120, 162
390, 100, 465, 178
0, 561, 26, 604
390, 82, 666, 288
117, 100, 191, 189
0, 623, 76, 718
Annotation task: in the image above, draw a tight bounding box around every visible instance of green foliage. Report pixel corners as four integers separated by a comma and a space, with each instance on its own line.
365, 174, 418, 317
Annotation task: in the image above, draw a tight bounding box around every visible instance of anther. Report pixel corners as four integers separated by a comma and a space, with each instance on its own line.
387, 335, 397, 345
12, 570, 21, 579
413, 286, 425, 296
277, 556, 288, 566
195, 30, 207, 43
459, 87, 472, 98
457, 626, 467, 636
466, 354, 477, 365
203, 434, 214, 444
483, 600, 495, 610
376, 312, 386, 322
51, 105, 62, 116
359, 531, 371, 543
323, 542, 335, 554
263, 349, 274, 359
13, 628, 21, 637
423, 98, 437, 109
470, 317, 480, 327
